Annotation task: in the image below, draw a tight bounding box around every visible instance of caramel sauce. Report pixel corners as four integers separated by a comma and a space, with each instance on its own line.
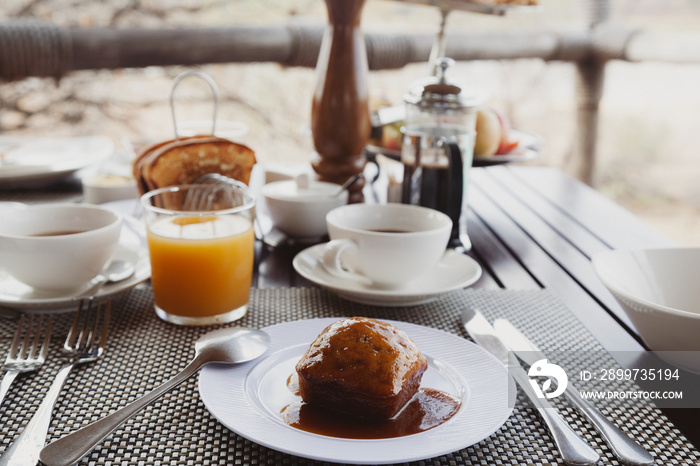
282, 374, 460, 439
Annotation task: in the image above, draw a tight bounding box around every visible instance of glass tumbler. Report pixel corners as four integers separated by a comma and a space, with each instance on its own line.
140, 184, 255, 326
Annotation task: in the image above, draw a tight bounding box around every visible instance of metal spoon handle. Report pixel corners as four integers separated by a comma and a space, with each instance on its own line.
334, 173, 363, 197
39, 356, 205, 466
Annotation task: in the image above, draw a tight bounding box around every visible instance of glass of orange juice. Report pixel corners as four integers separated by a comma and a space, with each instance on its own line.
140, 184, 256, 325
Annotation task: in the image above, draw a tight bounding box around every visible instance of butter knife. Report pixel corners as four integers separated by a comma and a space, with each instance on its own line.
493, 318, 654, 466
461, 308, 600, 465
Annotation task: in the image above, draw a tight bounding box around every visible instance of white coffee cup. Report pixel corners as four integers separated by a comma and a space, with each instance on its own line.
0, 204, 122, 291
323, 204, 452, 288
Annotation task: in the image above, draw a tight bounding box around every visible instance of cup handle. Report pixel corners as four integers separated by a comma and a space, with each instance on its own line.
322, 239, 373, 286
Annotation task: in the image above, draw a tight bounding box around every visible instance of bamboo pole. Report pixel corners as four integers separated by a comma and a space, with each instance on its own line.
568, 0, 609, 185
2, 22, 699, 82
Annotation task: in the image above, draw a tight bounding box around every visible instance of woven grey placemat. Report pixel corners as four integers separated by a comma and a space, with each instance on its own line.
1, 287, 698, 465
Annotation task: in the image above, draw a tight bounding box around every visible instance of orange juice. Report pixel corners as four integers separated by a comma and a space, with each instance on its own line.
146, 214, 254, 319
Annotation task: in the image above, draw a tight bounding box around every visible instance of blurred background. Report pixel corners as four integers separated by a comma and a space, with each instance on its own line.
1, 0, 699, 244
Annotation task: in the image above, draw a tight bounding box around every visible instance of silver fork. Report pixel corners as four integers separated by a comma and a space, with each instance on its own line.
0, 299, 110, 466
0, 314, 52, 407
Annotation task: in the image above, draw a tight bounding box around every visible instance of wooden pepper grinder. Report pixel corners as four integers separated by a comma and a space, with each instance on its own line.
311, 0, 370, 203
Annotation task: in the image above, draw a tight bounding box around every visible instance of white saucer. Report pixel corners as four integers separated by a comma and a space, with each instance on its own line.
0, 215, 150, 313
293, 244, 482, 306
199, 318, 514, 465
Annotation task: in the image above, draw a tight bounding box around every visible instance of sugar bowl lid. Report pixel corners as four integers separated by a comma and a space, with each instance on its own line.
404, 57, 484, 111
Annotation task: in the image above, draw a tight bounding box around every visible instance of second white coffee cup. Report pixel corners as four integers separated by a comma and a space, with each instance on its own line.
323, 203, 452, 288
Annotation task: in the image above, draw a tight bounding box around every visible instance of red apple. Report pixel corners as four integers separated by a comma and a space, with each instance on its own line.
494, 111, 519, 155
381, 122, 402, 151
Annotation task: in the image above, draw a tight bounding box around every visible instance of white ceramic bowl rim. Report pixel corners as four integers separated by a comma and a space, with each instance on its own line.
83, 174, 137, 187
593, 247, 700, 320
326, 203, 452, 237
261, 180, 346, 203
0, 203, 121, 240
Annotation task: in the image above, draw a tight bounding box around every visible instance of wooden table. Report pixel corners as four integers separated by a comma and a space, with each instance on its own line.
254, 164, 699, 448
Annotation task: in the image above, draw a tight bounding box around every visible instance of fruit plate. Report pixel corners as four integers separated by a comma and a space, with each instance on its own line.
472, 129, 543, 166
365, 129, 542, 167
399, 0, 541, 16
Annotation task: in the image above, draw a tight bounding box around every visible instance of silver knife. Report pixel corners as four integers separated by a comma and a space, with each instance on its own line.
461, 308, 600, 465
493, 318, 654, 466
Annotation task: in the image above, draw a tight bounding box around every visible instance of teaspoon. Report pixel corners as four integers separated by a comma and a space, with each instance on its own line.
96, 259, 135, 286
76, 259, 135, 298
334, 173, 363, 197
39, 327, 270, 466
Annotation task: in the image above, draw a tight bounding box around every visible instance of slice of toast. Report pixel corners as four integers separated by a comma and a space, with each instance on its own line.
133, 136, 256, 195
132, 136, 201, 196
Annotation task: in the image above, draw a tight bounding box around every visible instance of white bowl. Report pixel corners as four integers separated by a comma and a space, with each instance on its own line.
592, 247, 700, 373
0, 203, 122, 291
261, 178, 348, 238
82, 173, 139, 204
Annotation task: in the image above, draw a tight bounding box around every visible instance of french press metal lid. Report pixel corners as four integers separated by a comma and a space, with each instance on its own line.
403, 57, 483, 114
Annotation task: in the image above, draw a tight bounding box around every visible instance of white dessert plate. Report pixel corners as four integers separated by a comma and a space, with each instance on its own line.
0, 215, 150, 312
198, 318, 514, 465
0, 136, 114, 188
293, 244, 482, 306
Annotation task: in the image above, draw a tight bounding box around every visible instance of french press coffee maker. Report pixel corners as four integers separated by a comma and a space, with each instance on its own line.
401, 57, 484, 250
